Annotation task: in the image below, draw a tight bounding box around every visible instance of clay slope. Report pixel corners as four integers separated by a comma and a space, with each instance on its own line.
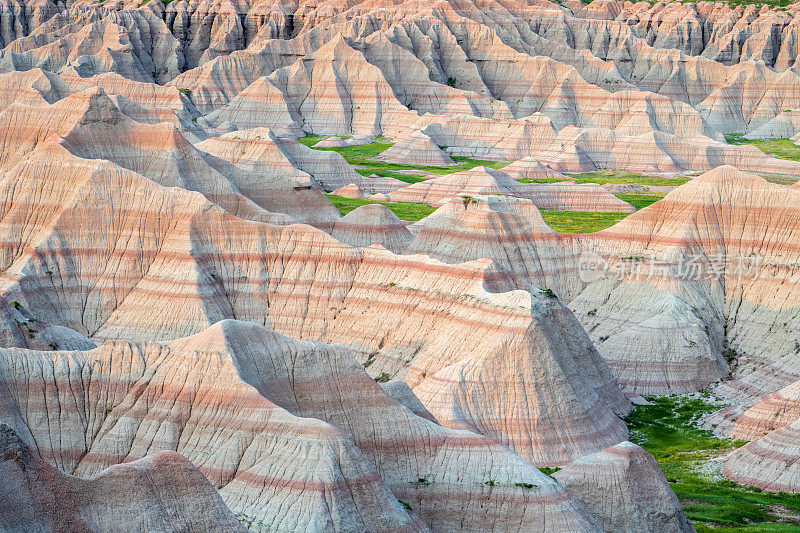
0, 86, 338, 227
404, 166, 800, 400
380, 131, 455, 167
0, 330, 426, 532
553, 441, 694, 533
196, 127, 405, 194
0, 135, 630, 466
0, 424, 247, 532
0, 320, 605, 531
1, 0, 800, 172
722, 421, 800, 493
730, 380, 800, 441
331, 204, 413, 253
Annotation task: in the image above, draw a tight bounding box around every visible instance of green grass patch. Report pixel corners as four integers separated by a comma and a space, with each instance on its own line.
326, 195, 436, 221
354, 168, 428, 184
539, 210, 628, 233
295, 134, 507, 177
725, 135, 800, 162
614, 193, 665, 210
626, 395, 800, 531
516, 170, 689, 187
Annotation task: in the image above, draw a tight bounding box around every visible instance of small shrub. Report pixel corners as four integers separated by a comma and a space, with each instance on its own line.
375, 372, 390, 383
177, 87, 192, 98
538, 467, 561, 476
515, 482, 536, 489
542, 288, 557, 299
10, 300, 21, 309
447, 77, 457, 88
484, 480, 497, 487
413, 476, 430, 486
398, 499, 412, 511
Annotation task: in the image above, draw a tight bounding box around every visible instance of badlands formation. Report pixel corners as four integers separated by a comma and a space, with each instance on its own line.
2, 0, 800, 531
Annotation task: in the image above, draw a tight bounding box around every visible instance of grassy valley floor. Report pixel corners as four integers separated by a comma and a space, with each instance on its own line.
625, 395, 800, 532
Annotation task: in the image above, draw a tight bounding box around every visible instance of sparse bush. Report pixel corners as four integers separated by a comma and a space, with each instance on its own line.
542, 288, 557, 299
375, 372, 390, 383
398, 499, 412, 511
447, 77, 457, 88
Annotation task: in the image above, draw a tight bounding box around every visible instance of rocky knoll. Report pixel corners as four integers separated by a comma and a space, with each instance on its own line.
403, 166, 800, 403
0, 320, 604, 531
0, 0, 798, 173
553, 441, 694, 533
0, 97, 631, 469
0, 424, 248, 532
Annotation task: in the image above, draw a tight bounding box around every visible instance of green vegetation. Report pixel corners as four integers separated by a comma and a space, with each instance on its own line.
398, 499, 412, 512
516, 170, 689, 187
614, 192, 665, 210
538, 467, 562, 476
626, 395, 800, 531
296, 134, 507, 183
539, 209, 628, 233
725, 135, 800, 162
177, 87, 192, 98
326, 194, 437, 221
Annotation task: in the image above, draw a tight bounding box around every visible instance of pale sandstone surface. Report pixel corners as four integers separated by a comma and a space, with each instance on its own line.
0, 424, 248, 532
0, 0, 796, 174
0, 132, 631, 468
331, 204, 413, 252
196, 127, 406, 194
403, 166, 800, 402
553, 441, 694, 533
0, 320, 605, 532
3, 0, 800, 517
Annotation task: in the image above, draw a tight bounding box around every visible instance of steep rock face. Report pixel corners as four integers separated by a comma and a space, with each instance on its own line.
2, 0, 800, 172
196, 127, 405, 194
173, 320, 604, 531
0, 335, 427, 532
730, 380, 800, 441
553, 441, 694, 533
0, 424, 248, 532
404, 166, 800, 400
200, 76, 303, 136
0, 320, 605, 532
405, 195, 580, 299
380, 131, 455, 167
0, 131, 630, 467
0, 87, 338, 227
722, 421, 800, 493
